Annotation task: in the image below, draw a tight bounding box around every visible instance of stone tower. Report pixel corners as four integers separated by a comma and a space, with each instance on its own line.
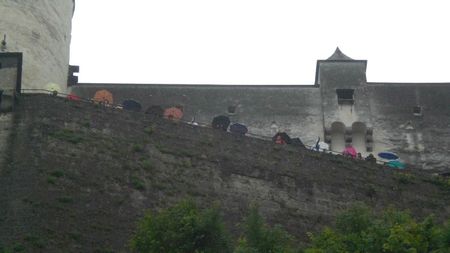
0, 0, 75, 92
316, 48, 372, 154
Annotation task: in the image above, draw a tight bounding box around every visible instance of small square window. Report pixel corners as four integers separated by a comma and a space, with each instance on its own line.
336, 89, 354, 105
227, 105, 236, 114
413, 106, 422, 116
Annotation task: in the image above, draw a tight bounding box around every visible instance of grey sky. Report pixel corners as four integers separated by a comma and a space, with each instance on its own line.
70, 0, 450, 84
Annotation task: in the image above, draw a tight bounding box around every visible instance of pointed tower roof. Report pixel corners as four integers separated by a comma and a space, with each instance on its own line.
327, 47, 353, 60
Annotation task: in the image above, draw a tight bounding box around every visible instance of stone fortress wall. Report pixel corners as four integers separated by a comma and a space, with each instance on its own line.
0, 1, 448, 171
71, 49, 450, 171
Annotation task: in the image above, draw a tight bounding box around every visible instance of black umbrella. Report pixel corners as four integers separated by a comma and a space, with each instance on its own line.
291, 137, 305, 148
122, 99, 142, 112
145, 105, 163, 117
212, 115, 230, 131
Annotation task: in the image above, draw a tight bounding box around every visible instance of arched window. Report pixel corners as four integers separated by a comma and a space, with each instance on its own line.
352, 122, 367, 154
331, 122, 346, 152
227, 105, 236, 114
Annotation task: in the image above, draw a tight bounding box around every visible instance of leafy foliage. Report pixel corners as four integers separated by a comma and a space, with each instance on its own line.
234, 206, 297, 253
130, 176, 145, 191
130, 200, 450, 253
423, 176, 450, 192
49, 128, 83, 144
305, 203, 450, 253
130, 200, 232, 253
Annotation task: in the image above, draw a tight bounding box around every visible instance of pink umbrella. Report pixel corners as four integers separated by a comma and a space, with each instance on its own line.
343, 146, 357, 158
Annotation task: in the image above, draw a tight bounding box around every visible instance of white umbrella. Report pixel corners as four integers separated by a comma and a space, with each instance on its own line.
318, 142, 329, 151
45, 83, 61, 93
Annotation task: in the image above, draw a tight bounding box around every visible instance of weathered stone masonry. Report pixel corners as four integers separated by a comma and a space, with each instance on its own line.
0, 0, 448, 171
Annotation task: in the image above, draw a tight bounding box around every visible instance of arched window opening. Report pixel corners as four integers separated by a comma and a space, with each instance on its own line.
227, 105, 236, 114
331, 122, 346, 152
352, 122, 367, 154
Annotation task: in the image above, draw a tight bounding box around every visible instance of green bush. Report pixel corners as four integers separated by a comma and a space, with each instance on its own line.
131, 176, 145, 191
424, 176, 450, 192
132, 144, 144, 153
0, 244, 23, 253
130, 201, 449, 253
144, 125, 155, 135
305, 203, 450, 253
140, 160, 155, 171
57, 196, 73, 204
50, 128, 83, 144
50, 170, 64, 178
47, 176, 57, 185
439, 222, 450, 252
394, 172, 416, 184
234, 206, 297, 253
130, 200, 232, 253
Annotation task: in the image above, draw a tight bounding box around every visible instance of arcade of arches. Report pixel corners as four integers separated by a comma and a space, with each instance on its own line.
326, 122, 372, 154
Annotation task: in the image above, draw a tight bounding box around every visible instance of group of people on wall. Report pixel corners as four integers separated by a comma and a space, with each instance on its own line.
84, 89, 398, 167
0, 89, 3, 107
270, 132, 380, 164
341, 144, 377, 163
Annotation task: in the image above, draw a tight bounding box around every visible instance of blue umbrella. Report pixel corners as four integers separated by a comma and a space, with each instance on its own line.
230, 123, 248, 136
378, 151, 399, 160
122, 99, 142, 112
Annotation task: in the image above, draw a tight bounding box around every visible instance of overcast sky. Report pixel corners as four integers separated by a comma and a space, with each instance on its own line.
70, 0, 450, 84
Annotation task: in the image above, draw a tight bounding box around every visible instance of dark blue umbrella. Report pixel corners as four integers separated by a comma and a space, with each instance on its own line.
229, 123, 248, 136
378, 151, 399, 160
145, 105, 163, 117
122, 99, 142, 112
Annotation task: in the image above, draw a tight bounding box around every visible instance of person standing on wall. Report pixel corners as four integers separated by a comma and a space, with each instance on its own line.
0, 89, 3, 109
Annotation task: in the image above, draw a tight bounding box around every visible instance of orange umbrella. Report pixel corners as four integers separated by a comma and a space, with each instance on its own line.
164, 107, 183, 120
93, 89, 113, 104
